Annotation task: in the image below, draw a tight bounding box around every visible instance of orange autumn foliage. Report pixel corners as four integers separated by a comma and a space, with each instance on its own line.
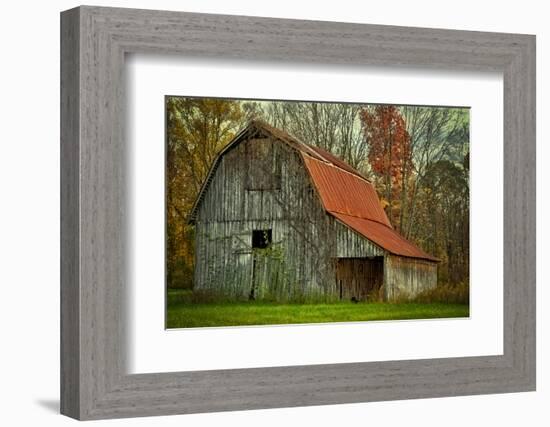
359, 105, 412, 225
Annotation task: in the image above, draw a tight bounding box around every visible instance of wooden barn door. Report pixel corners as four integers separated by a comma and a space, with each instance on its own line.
336, 257, 384, 301
249, 229, 272, 300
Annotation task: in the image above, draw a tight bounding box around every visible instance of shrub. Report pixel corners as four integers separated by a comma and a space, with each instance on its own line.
410, 282, 469, 304
167, 258, 194, 289
363, 285, 386, 302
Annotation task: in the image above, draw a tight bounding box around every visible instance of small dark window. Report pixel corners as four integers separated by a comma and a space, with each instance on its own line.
252, 229, 272, 249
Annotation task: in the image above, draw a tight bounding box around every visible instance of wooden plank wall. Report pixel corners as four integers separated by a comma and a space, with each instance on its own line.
384, 254, 438, 300
334, 221, 384, 258
194, 137, 338, 302
336, 258, 384, 301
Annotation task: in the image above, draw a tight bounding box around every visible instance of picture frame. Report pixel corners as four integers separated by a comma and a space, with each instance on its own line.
60, 5, 536, 420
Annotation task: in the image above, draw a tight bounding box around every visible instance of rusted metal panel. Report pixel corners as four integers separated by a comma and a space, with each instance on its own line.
303, 143, 367, 180
332, 212, 439, 262
302, 155, 392, 227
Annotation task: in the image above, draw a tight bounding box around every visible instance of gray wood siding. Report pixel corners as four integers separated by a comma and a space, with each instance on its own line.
333, 220, 384, 258
384, 254, 438, 299
194, 137, 338, 301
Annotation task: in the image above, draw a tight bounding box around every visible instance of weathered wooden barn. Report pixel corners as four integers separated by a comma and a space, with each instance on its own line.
188, 120, 438, 302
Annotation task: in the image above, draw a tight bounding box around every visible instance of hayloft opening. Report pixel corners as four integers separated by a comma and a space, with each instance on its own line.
252, 229, 272, 249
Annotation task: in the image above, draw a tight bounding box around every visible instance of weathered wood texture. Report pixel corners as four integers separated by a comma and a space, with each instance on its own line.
334, 221, 384, 258
60, 7, 80, 419
336, 257, 384, 300
61, 5, 535, 420
195, 137, 336, 301
384, 255, 438, 299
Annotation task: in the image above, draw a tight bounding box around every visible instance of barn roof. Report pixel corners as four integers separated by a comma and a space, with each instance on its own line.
189, 120, 438, 262
301, 155, 391, 228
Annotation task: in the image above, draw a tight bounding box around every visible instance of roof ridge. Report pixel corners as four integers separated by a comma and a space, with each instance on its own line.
250, 119, 369, 181
300, 144, 331, 163
300, 152, 372, 185
327, 210, 393, 229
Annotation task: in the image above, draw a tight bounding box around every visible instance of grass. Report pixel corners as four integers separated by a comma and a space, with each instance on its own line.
166, 289, 469, 329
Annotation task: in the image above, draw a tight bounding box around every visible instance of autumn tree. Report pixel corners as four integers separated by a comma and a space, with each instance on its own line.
360, 105, 412, 229
166, 97, 245, 288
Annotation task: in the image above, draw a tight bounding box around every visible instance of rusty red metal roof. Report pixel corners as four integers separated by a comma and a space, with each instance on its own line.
302, 154, 437, 261
302, 155, 392, 228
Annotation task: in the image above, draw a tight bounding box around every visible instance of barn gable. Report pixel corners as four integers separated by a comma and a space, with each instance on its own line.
190, 119, 437, 263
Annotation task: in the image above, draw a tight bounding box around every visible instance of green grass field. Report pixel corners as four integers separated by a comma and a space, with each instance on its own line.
166, 289, 469, 329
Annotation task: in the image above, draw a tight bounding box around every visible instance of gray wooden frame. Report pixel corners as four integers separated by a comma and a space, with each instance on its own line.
60, 5, 536, 420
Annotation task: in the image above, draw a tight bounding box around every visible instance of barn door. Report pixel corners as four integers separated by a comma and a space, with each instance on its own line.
336, 257, 384, 301
249, 229, 272, 300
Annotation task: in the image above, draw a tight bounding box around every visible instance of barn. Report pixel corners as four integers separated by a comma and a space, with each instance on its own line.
188, 120, 438, 302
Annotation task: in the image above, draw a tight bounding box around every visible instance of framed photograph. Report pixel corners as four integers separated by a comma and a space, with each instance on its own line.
164, 98, 468, 330
60, 5, 535, 420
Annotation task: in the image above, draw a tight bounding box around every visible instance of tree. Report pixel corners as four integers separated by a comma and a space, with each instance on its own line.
166, 97, 245, 288
418, 159, 469, 283
401, 107, 469, 239
360, 105, 412, 228
262, 101, 368, 171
